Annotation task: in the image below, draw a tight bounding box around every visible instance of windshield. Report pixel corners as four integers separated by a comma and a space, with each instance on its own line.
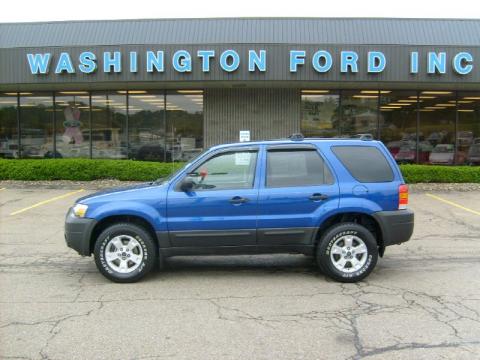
432, 145, 453, 153
469, 145, 480, 155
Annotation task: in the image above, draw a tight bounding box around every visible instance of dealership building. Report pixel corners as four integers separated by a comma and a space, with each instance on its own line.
0, 17, 479, 164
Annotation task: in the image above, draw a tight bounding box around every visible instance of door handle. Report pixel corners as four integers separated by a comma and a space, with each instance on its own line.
309, 193, 328, 201
230, 196, 249, 204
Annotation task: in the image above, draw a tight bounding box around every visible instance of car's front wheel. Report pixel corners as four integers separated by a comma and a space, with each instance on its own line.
316, 223, 378, 283
94, 223, 157, 283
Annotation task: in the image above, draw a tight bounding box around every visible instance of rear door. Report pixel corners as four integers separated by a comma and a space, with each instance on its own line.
257, 145, 340, 246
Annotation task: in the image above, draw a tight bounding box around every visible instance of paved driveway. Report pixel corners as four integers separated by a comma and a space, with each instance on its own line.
1, 187, 480, 359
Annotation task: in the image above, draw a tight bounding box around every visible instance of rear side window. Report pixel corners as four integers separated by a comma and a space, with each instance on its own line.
332, 146, 394, 182
266, 149, 334, 187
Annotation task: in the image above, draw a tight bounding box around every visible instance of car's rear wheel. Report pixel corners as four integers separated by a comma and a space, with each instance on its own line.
316, 223, 378, 283
94, 223, 157, 283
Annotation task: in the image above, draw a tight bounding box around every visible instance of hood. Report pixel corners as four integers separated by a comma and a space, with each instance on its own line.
76, 182, 165, 204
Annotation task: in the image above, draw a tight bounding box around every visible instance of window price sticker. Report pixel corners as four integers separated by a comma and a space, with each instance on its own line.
235, 152, 251, 166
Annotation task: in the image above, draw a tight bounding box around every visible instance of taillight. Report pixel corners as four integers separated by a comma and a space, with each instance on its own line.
399, 184, 409, 209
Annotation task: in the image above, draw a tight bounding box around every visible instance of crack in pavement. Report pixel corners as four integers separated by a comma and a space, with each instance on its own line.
37, 301, 105, 360
187, 281, 480, 360
351, 340, 480, 359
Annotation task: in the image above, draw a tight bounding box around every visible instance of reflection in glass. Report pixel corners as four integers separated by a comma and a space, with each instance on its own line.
6, 88, 477, 167
457, 92, 480, 166
418, 91, 456, 164
55, 91, 90, 158
166, 91, 204, 162
379, 91, 418, 163
128, 91, 168, 161
19, 93, 54, 158
0, 94, 19, 158
301, 91, 339, 137
91, 92, 127, 159
340, 91, 379, 138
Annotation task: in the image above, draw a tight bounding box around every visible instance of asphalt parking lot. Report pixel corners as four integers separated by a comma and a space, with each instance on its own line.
1, 186, 480, 360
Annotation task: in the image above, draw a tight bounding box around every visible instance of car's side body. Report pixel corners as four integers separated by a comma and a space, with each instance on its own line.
65, 138, 414, 266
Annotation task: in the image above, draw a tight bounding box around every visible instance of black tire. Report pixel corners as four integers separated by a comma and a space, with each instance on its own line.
316, 223, 378, 283
94, 223, 158, 283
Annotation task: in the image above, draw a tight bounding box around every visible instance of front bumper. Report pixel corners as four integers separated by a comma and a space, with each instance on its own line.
373, 209, 414, 246
64, 208, 97, 256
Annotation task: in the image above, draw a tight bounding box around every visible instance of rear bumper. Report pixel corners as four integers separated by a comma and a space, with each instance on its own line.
64, 208, 97, 256
373, 209, 414, 246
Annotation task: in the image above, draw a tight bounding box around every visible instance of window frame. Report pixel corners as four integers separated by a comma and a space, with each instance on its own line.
264, 146, 335, 188
174, 146, 260, 192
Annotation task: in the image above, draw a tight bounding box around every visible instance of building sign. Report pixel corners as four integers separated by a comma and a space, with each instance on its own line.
26, 49, 474, 76
26, 50, 266, 75
239, 130, 251, 142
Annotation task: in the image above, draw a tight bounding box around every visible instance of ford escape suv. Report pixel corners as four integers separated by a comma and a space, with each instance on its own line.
65, 136, 414, 283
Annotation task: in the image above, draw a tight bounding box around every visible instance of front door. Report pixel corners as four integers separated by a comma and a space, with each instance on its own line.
257, 146, 340, 245
167, 148, 260, 247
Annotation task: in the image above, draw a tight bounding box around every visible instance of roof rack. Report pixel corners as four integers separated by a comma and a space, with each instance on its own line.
288, 133, 304, 141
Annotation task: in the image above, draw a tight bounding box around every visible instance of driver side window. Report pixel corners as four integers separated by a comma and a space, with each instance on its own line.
185, 150, 258, 191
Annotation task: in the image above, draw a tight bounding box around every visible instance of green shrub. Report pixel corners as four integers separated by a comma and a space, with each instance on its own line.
0, 159, 184, 181
399, 164, 480, 183
0, 159, 479, 183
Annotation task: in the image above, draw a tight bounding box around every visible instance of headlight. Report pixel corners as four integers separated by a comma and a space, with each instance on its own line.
72, 203, 88, 218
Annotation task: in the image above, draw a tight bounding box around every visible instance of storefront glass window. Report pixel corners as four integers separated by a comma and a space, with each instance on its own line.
5, 88, 476, 167
55, 91, 90, 158
340, 90, 379, 138
457, 92, 480, 166
0, 93, 19, 158
300, 90, 339, 137
91, 92, 127, 159
166, 90, 204, 162
19, 92, 54, 158
127, 91, 167, 161
418, 91, 456, 165
379, 91, 418, 163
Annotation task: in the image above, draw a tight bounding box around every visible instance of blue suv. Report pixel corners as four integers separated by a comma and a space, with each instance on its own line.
65, 137, 414, 283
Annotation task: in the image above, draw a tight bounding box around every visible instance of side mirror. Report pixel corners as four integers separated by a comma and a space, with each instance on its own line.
180, 177, 195, 192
